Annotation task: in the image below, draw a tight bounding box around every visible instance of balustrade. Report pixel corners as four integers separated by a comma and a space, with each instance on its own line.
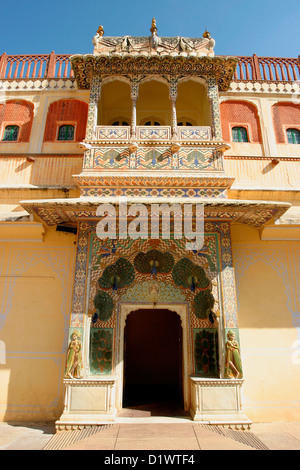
233, 54, 300, 82
0, 52, 298, 83
0, 52, 74, 79
94, 125, 211, 142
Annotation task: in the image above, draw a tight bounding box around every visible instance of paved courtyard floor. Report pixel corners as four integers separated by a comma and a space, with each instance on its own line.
1, 419, 300, 451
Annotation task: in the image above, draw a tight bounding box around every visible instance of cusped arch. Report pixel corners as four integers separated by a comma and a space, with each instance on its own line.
137, 78, 171, 126
98, 78, 131, 125
176, 79, 211, 126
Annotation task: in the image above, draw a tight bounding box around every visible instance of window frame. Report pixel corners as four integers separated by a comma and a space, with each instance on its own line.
139, 116, 164, 126
56, 122, 76, 142
109, 117, 130, 126
177, 116, 196, 126
111, 120, 130, 126
286, 127, 300, 145
1, 123, 21, 142
231, 125, 249, 143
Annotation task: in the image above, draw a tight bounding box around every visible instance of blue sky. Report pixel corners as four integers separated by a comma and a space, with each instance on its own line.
1, 0, 299, 57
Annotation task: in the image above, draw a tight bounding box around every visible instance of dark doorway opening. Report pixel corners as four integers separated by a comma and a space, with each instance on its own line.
122, 309, 184, 416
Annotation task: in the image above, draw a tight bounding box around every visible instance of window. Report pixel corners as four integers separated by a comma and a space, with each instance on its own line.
112, 121, 129, 126
2, 125, 19, 142
232, 126, 248, 142
286, 128, 300, 144
58, 124, 75, 141
144, 120, 161, 126
178, 121, 193, 126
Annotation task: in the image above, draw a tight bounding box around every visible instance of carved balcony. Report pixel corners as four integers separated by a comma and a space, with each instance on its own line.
93, 125, 212, 143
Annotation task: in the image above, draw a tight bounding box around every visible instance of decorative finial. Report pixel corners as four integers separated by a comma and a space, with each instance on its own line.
150, 18, 157, 35
203, 29, 211, 39
97, 25, 104, 36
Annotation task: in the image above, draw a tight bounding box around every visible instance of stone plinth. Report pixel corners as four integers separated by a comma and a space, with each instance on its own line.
190, 377, 251, 427
56, 377, 117, 430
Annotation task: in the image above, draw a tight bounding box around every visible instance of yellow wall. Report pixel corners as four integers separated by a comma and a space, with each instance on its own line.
0, 224, 76, 421
231, 224, 300, 422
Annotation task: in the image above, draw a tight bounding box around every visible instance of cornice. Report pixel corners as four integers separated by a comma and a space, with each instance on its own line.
70, 54, 239, 91
20, 195, 290, 228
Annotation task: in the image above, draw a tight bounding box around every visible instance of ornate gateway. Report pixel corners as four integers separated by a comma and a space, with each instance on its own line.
21, 20, 290, 429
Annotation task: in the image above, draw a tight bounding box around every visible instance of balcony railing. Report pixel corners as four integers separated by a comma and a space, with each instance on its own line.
94, 126, 212, 142
0, 52, 73, 80
233, 55, 300, 82
0, 52, 299, 82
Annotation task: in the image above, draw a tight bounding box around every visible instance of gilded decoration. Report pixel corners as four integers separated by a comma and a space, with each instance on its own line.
121, 280, 186, 304
68, 221, 238, 331
66, 220, 242, 378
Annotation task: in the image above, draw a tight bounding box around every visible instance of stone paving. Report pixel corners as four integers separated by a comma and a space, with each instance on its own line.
1, 420, 300, 451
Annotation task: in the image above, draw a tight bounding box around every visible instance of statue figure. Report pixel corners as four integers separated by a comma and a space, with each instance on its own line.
92, 25, 105, 49
224, 330, 243, 379
64, 330, 83, 379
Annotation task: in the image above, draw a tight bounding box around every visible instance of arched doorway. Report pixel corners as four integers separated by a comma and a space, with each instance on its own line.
123, 309, 183, 412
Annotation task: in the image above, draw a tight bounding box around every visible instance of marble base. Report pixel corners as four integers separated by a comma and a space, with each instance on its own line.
56, 377, 117, 431
190, 377, 252, 427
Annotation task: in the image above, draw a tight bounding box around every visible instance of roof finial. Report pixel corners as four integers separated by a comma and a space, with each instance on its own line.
203, 28, 211, 39
150, 18, 157, 35
97, 25, 104, 36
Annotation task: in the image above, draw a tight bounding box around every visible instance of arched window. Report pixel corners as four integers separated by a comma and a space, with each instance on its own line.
286, 128, 300, 144
232, 126, 249, 142
144, 120, 161, 126
58, 124, 75, 141
178, 121, 193, 126
112, 120, 129, 126
2, 125, 19, 142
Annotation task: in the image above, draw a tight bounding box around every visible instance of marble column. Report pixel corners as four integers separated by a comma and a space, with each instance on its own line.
130, 77, 140, 139
207, 78, 222, 141
85, 74, 102, 140
169, 77, 178, 138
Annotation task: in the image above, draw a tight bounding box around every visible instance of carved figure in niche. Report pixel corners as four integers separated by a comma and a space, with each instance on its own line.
224, 331, 243, 379
64, 331, 83, 379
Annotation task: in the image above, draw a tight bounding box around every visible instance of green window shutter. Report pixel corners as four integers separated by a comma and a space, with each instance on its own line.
232, 126, 248, 142
2, 125, 19, 141
58, 125, 75, 141
287, 128, 300, 144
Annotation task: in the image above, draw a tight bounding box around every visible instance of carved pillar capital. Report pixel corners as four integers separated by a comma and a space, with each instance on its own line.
130, 76, 140, 100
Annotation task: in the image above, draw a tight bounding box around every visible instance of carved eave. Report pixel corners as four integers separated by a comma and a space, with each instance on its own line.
70, 54, 239, 92
20, 196, 290, 229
